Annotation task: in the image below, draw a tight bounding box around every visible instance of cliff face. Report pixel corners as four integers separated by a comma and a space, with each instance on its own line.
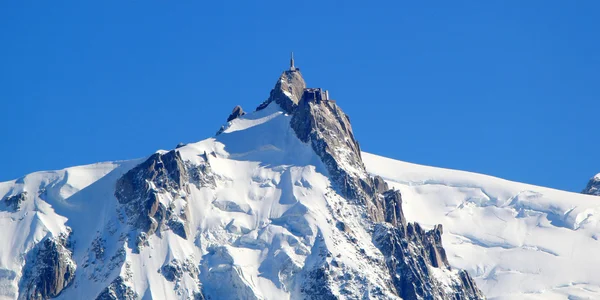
115, 149, 215, 251
18, 232, 75, 300
257, 69, 306, 114
285, 71, 484, 299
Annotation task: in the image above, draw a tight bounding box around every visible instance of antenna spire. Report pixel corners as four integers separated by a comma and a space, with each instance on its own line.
290, 52, 295, 71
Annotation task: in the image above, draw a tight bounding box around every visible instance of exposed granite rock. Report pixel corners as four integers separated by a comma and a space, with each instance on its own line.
290, 88, 389, 225
226, 105, 246, 122
287, 79, 484, 299
160, 258, 198, 283
291, 91, 373, 201
186, 159, 216, 189
256, 70, 306, 113
583, 173, 600, 196
374, 222, 484, 300
3, 192, 27, 211
95, 276, 138, 300
19, 231, 76, 300
297, 233, 337, 300
159, 258, 204, 299
115, 150, 214, 250
373, 175, 389, 194
381, 189, 406, 228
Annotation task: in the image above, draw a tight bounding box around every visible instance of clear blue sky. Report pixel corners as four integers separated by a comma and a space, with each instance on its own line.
1, 1, 598, 192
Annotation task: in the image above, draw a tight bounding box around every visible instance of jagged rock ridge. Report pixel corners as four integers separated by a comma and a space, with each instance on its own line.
583, 173, 600, 196
286, 70, 483, 299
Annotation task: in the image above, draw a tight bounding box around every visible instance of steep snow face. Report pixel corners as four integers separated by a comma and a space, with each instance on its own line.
363, 153, 600, 299
0, 96, 485, 299
0, 103, 402, 299
0, 162, 124, 299
583, 173, 600, 196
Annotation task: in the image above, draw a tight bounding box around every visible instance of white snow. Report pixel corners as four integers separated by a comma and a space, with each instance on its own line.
2, 101, 599, 299
0, 103, 396, 299
362, 152, 600, 299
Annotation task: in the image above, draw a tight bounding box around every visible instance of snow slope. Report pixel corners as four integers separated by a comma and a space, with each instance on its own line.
363, 153, 600, 299
1, 104, 402, 299
0, 161, 128, 299
1, 95, 598, 299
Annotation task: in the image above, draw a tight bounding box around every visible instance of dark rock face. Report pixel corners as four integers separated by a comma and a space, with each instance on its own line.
19, 232, 75, 300
115, 150, 215, 250
3, 192, 27, 211
381, 189, 406, 228
257, 70, 306, 113
297, 232, 337, 300
95, 276, 138, 300
291, 92, 373, 201
115, 150, 188, 237
374, 222, 484, 300
290, 89, 390, 225
160, 258, 198, 283
226, 105, 246, 122
158, 259, 204, 299
284, 70, 484, 299
583, 174, 600, 196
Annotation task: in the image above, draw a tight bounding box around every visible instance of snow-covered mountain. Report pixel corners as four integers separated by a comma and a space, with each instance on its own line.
583, 174, 600, 196
1, 65, 599, 300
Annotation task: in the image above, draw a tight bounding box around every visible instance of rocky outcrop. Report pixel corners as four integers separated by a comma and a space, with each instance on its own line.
3, 192, 27, 211
158, 258, 204, 299
583, 173, 600, 196
19, 231, 76, 300
115, 150, 215, 249
160, 258, 198, 283
374, 222, 484, 300
291, 90, 374, 201
381, 189, 406, 228
95, 276, 138, 300
199, 246, 257, 300
257, 70, 306, 113
226, 105, 246, 122
115, 150, 187, 237
296, 232, 338, 300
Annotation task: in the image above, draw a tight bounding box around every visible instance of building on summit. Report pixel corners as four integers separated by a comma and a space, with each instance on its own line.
290, 52, 299, 71
290, 53, 335, 104
302, 88, 332, 104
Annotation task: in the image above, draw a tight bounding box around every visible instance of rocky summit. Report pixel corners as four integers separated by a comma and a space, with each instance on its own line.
3, 58, 600, 300
583, 173, 600, 196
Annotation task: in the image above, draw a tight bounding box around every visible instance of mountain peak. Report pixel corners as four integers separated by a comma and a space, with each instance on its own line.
256, 69, 306, 113
0, 59, 489, 300
583, 173, 600, 196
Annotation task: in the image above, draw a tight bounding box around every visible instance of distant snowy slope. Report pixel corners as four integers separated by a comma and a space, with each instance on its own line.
363, 153, 600, 299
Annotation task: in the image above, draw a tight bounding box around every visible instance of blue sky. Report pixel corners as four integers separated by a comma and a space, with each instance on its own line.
1, 1, 598, 192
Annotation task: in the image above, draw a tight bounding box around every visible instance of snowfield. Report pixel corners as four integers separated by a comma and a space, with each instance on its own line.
363, 153, 600, 299
0, 101, 599, 299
